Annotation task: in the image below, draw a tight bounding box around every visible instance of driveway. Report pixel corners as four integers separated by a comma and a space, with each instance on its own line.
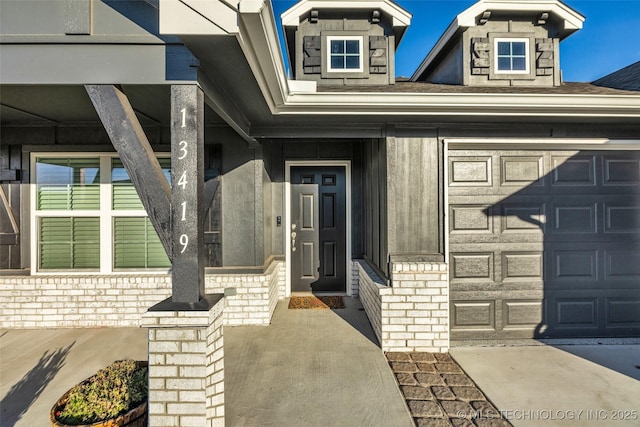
451, 342, 640, 426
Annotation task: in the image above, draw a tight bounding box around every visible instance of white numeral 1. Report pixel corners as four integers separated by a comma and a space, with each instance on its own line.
180, 201, 187, 221
180, 108, 186, 128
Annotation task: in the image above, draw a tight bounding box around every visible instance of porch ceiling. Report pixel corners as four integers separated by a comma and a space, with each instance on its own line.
0, 84, 226, 126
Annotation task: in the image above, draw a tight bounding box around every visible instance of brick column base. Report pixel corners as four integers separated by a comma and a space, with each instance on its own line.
388, 261, 449, 353
142, 295, 225, 427
358, 260, 449, 353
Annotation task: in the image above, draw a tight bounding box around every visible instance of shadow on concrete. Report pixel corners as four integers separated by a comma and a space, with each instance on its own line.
328, 296, 380, 347
0, 342, 75, 426
547, 342, 640, 381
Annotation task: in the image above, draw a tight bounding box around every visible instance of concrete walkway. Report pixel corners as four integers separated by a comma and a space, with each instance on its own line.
451, 344, 640, 427
224, 297, 413, 427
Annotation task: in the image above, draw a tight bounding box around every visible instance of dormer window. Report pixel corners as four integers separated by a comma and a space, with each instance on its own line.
495, 38, 529, 74
327, 36, 363, 73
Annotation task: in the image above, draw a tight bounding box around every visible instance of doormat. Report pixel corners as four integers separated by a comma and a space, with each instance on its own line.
288, 296, 345, 309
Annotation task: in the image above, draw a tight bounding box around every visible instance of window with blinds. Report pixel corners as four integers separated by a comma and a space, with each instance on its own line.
33, 154, 170, 272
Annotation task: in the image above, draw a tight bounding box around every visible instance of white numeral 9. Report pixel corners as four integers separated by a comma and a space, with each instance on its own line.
179, 234, 189, 253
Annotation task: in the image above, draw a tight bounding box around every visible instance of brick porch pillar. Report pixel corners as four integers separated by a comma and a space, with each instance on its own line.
141, 295, 225, 426
385, 260, 449, 352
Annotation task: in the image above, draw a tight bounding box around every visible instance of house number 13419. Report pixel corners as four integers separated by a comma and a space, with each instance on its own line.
177, 107, 189, 254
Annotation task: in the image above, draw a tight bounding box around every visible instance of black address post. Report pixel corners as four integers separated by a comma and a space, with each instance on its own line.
171, 85, 206, 303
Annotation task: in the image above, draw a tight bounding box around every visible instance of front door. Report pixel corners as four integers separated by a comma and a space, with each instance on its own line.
290, 166, 347, 292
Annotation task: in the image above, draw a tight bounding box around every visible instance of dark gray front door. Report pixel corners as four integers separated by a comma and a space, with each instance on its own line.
291, 166, 347, 292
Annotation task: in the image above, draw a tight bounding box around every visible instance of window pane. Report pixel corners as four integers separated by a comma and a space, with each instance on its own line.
498, 57, 511, 71
114, 217, 170, 268
330, 40, 344, 54
497, 41, 511, 56
345, 56, 360, 69
331, 56, 345, 70
512, 57, 526, 70
512, 42, 526, 56
345, 40, 360, 54
39, 217, 99, 269
36, 158, 100, 210
112, 158, 170, 210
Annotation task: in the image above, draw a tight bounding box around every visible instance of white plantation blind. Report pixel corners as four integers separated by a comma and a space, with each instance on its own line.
113, 217, 169, 268
39, 217, 100, 269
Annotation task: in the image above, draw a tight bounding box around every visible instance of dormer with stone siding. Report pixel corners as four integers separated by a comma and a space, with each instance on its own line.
281, 0, 411, 86
411, 0, 585, 87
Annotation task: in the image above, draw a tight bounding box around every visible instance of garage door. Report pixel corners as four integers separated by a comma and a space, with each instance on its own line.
448, 149, 640, 341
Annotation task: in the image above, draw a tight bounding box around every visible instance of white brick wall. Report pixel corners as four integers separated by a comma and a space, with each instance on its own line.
0, 260, 285, 329
357, 259, 450, 353
350, 260, 360, 297
205, 260, 283, 326
357, 260, 384, 344
142, 298, 225, 427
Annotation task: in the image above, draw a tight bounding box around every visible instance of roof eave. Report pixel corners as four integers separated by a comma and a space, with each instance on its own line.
277, 92, 640, 119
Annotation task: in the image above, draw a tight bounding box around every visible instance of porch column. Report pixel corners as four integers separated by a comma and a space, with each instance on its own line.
171, 85, 206, 303
142, 295, 225, 426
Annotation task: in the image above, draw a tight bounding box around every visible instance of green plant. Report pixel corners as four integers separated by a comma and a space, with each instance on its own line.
56, 360, 148, 425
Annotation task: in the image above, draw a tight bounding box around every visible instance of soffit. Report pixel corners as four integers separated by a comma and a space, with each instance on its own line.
0, 84, 225, 126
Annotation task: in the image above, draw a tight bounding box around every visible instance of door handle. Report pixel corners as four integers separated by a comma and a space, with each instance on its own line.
291, 225, 297, 252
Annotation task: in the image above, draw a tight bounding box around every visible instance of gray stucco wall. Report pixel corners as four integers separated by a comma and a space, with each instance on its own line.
424, 39, 464, 85
220, 141, 261, 266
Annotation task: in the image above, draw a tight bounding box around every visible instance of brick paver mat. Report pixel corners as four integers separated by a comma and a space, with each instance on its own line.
386, 352, 513, 427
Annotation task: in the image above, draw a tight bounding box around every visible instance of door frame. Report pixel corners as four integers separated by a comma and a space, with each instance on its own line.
285, 160, 352, 297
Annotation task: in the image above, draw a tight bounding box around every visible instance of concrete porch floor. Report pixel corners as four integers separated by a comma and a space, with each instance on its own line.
4, 298, 638, 427
0, 297, 413, 427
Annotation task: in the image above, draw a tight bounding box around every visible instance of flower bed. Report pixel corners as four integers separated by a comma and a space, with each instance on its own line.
50, 360, 148, 427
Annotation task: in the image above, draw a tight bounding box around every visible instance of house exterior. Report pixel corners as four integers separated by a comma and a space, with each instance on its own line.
2, 0, 640, 423
0, 0, 640, 425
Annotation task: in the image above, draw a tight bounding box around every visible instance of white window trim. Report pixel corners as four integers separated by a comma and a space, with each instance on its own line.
494, 37, 530, 74
30, 152, 170, 275
326, 35, 364, 73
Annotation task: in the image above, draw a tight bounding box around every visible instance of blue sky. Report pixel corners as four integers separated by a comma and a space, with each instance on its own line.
272, 0, 640, 82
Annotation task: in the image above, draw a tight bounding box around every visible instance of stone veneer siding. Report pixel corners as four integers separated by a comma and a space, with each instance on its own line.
142, 297, 225, 427
357, 259, 450, 353
0, 260, 284, 328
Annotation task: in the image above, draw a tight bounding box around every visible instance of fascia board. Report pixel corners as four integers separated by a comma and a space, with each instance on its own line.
278, 92, 640, 118
159, 0, 239, 35
237, 0, 290, 111
281, 0, 411, 28
445, 137, 640, 150
456, 1, 584, 30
